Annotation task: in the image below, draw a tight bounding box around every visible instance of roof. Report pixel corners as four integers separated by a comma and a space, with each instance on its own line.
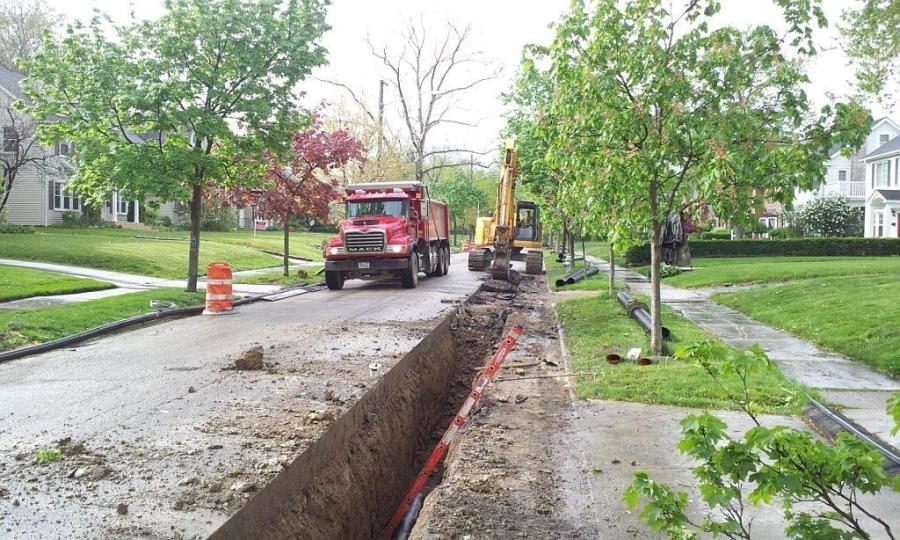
874, 189, 900, 202
0, 67, 24, 98
829, 117, 900, 158
864, 135, 900, 161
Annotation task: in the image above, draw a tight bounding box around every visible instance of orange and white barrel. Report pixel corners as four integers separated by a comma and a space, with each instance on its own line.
203, 262, 234, 315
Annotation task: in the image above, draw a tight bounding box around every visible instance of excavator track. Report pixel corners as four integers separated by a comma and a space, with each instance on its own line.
524, 250, 544, 275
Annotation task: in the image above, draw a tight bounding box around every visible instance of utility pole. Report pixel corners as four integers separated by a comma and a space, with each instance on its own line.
377, 79, 386, 158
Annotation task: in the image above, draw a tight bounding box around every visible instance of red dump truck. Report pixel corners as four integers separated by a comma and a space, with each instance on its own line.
323, 181, 450, 290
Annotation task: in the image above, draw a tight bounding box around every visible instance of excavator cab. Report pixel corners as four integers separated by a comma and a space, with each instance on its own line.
514, 202, 540, 243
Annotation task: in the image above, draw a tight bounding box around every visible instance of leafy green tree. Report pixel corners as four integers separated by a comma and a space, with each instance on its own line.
797, 195, 864, 237
842, 0, 900, 103
535, 0, 868, 353
625, 342, 898, 539
21, 0, 329, 290
0, 0, 62, 72
429, 170, 487, 244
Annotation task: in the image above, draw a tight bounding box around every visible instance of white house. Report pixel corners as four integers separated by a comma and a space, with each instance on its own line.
0, 67, 179, 227
863, 134, 900, 238
795, 117, 900, 210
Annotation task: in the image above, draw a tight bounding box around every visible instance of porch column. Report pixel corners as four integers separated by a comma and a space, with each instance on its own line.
133, 199, 140, 223
111, 191, 119, 223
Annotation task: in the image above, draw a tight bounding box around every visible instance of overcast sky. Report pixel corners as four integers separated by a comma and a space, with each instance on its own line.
54, 0, 892, 160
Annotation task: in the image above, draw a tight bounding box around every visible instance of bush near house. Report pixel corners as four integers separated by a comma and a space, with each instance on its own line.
624, 238, 900, 265
797, 195, 864, 237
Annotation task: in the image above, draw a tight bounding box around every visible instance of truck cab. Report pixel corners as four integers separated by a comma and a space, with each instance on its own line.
323, 182, 450, 290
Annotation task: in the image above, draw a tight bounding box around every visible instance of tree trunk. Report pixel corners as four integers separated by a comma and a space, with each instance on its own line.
608, 244, 615, 296
283, 221, 290, 277
648, 182, 663, 354
567, 224, 575, 270
186, 184, 203, 292
676, 239, 691, 267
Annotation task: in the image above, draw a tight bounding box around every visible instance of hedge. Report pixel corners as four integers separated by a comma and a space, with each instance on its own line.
624, 238, 900, 266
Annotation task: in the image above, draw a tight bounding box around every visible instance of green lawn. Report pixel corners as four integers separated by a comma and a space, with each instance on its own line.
0, 228, 334, 279
642, 256, 900, 288
716, 275, 900, 377
0, 265, 114, 303
233, 266, 323, 286
557, 293, 813, 414
0, 288, 206, 351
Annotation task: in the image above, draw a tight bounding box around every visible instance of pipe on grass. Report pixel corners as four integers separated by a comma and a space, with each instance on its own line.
616, 290, 671, 341
555, 265, 600, 288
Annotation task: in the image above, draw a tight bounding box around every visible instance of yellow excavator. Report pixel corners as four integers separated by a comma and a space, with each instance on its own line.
467, 139, 543, 280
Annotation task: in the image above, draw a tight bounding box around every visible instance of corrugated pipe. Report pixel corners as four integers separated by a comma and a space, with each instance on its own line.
0, 295, 263, 364
616, 290, 671, 341
390, 492, 425, 540
555, 265, 600, 288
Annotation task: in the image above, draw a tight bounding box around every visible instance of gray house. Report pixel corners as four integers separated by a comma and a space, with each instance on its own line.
0, 68, 179, 227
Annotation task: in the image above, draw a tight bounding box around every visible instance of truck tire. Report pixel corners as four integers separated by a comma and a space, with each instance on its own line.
401, 254, 419, 288
325, 270, 345, 290
441, 246, 450, 275
425, 245, 439, 277
433, 246, 445, 277
525, 250, 544, 275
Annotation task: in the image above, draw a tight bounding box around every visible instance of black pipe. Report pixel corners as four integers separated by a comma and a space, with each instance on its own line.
555, 265, 600, 288
390, 492, 425, 540
616, 290, 670, 340
0, 294, 265, 364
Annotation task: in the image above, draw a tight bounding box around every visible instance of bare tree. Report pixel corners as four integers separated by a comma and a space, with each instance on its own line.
0, 0, 62, 73
0, 107, 64, 212
327, 19, 499, 181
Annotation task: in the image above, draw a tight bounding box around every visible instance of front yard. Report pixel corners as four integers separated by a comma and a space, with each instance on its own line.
0, 228, 333, 279
556, 293, 813, 414
716, 275, 900, 377
642, 256, 900, 288
0, 264, 114, 302
0, 288, 206, 352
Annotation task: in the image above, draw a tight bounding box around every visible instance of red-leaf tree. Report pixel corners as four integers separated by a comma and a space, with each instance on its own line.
222, 116, 366, 276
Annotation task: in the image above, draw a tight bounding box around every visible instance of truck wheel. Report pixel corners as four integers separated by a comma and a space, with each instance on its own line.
401, 254, 419, 288
325, 270, 345, 290
433, 247, 445, 277
441, 246, 450, 276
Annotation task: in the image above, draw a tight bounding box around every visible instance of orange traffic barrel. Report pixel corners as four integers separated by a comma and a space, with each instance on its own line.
203, 262, 234, 315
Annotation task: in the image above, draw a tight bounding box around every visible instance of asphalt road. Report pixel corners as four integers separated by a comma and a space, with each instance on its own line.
0, 253, 484, 538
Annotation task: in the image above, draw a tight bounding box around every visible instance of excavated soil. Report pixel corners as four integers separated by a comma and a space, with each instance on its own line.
209, 280, 523, 539
409, 277, 590, 538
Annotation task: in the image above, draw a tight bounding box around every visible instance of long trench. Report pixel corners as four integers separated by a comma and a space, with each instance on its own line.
208, 282, 514, 539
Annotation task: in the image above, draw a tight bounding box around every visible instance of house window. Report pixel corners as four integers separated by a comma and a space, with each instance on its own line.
875, 162, 890, 187
3, 127, 18, 153
117, 194, 129, 215
874, 212, 884, 237
53, 182, 81, 211
55, 141, 72, 156
837, 169, 848, 182
759, 216, 777, 229
880, 134, 891, 145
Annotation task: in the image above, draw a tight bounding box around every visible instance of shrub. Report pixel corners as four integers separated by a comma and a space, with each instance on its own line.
0, 223, 34, 234
175, 201, 238, 231
696, 228, 732, 240
768, 226, 802, 239
150, 215, 174, 229
797, 195, 864, 237
60, 211, 83, 228
660, 263, 681, 278
624, 238, 900, 265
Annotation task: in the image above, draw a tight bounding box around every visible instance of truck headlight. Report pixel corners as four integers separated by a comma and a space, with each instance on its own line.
327, 246, 345, 255
387, 244, 407, 254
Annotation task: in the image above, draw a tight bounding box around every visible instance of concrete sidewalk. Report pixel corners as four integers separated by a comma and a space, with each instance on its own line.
588, 256, 900, 448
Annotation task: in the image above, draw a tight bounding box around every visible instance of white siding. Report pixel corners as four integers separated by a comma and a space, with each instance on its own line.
866, 120, 900, 155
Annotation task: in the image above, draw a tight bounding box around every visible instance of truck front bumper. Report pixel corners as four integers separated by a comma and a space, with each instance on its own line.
325, 257, 410, 272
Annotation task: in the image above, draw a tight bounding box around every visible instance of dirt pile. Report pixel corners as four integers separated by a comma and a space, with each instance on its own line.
231, 346, 264, 370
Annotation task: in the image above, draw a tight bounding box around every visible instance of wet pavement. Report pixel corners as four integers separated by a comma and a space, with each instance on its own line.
0, 254, 484, 539
588, 256, 900, 448
0, 287, 138, 311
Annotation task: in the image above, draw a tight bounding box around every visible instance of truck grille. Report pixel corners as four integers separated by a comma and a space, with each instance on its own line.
344, 231, 385, 253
